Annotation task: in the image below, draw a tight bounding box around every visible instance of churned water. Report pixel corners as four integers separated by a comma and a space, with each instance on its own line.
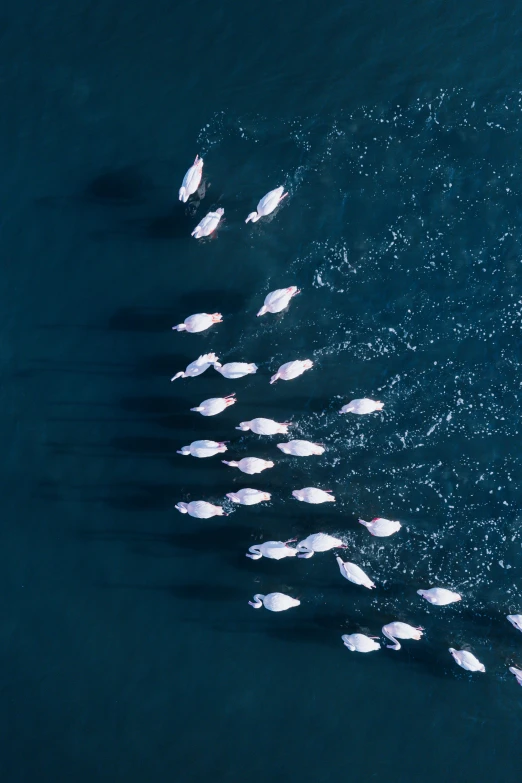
1, 1, 522, 781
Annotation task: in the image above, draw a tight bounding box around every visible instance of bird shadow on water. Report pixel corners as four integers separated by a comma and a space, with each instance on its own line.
83, 166, 156, 205
108, 307, 174, 333
101, 581, 245, 602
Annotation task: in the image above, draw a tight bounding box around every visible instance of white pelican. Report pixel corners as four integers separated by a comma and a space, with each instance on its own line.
177, 440, 227, 458
257, 286, 300, 316
248, 592, 300, 611
335, 556, 376, 589
342, 634, 381, 653
509, 666, 522, 686
296, 533, 345, 558
172, 312, 222, 333
449, 648, 485, 673
382, 622, 424, 650
507, 615, 522, 633
179, 155, 203, 202
245, 187, 288, 223
292, 487, 335, 504
340, 399, 384, 415
190, 394, 236, 417
215, 362, 258, 379
358, 517, 401, 537
237, 418, 290, 435
191, 208, 224, 239
417, 588, 462, 605
226, 488, 271, 505
170, 353, 220, 381
270, 359, 313, 384
246, 540, 297, 560
277, 440, 324, 456
175, 500, 224, 518
222, 457, 274, 475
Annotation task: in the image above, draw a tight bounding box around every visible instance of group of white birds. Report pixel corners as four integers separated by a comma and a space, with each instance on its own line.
179, 155, 288, 238
175, 155, 522, 685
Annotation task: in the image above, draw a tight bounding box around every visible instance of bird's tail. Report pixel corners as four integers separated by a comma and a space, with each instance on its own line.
170, 372, 184, 381
172, 323, 187, 331
257, 306, 268, 316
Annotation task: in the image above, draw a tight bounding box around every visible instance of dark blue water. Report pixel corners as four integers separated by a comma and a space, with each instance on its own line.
2, 2, 522, 781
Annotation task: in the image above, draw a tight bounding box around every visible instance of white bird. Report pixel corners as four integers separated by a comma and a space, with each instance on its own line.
257, 286, 300, 316
296, 533, 345, 558
245, 186, 288, 223
172, 312, 222, 333
170, 353, 220, 381
175, 501, 224, 518
248, 592, 300, 611
277, 440, 325, 456
509, 666, 522, 687
222, 457, 274, 475
417, 588, 462, 605
270, 359, 313, 384
190, 394, 236, 417
449, 648, 485, 673
236, 418, 291, 435
507, 615, 522, 633
292, 488, 335, 504
191, 208, 224, 239
335, 556, 376, 589
246, 540, 297, 560
179, 155, 203, 202
226, 488, 271, 505
358, 517, 401, 537
340, 398, 384, 415
342, 634, 381, 653
177, 439, 227, 458
382, 622, 424, 651
215, 362, 258, 379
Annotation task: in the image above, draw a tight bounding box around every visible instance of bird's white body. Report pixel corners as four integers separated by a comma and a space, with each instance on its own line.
449, 648, 485, 673
336, 556, 376, 589
222, 457, 274, 475
177, 439, 227, 458
226, 488, 271, 505
296, 533, 345, 558
417, 587, 462, 605
507, 614, 522, 633
175, 501, 224, 518
173, 312, 222, 333
342, 634, 381, 653
248, 592, 300, 611
179, 155, 203, 202
292, 488, 335, 504
358, 517, 401, 537
340, 398, 384, 415
237, 418, 290, 435
215, 362, 258, 379
277, 440, 325, 456
191, 208, 224, 238
257, 286, 300, 317
246, 541, 297, 560
245, 187, 287, 224
270, 359, 313, 384
170, 353, 220, 381
382, 622, 424, 651
509, 666, 522, 686
190, 394, 236, 417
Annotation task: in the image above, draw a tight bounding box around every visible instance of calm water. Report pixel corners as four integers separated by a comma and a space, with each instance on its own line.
1, 1, 522, 781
